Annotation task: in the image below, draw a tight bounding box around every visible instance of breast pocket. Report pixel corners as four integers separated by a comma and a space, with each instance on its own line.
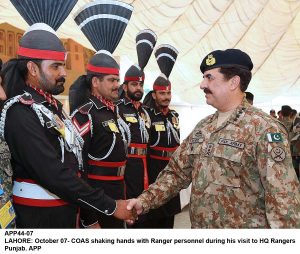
213, 142, 244, 164
210, 141, 245, 179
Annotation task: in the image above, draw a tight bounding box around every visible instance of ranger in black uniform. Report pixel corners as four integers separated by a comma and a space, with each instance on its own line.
0, 0, 134, 228
116, 29, 156, 206
143, 45, 181, 228
69, 1, 133, 229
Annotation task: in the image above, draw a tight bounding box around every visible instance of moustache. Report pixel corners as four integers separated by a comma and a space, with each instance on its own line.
204, 88, 212, 94
56, 77, 65, 85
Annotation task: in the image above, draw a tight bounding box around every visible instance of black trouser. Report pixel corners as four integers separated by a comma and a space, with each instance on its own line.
82, 179, 125, 229
15, 204, 77, 228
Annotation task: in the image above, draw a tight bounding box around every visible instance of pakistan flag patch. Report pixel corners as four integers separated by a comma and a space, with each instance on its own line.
267, 133, 283, 142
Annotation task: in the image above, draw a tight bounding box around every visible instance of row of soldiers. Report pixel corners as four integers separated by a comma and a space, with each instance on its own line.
278, 105, 300, 180
0, 0, 180, 228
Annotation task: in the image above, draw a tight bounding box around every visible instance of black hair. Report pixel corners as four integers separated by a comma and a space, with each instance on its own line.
143, 90, 155, 108
69, 73, 107, 114
1, 58, 43, 99
219, 66, 252, 92
245, 91, 254, 101
281, 105, 292, 117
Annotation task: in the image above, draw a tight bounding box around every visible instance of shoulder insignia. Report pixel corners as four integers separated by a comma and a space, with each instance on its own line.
267, 133, 283, 142
19, 93, 34, 105
79, 102, 93, 115
170, 110, 179, 117
271, 147, 286, 162
72, 118, 91, 137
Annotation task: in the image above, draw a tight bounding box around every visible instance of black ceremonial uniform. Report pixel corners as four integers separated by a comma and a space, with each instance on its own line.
146, 106, 181, 228
2, 87, 116, 228
116, 98, 150, 198
72, 95, 127, 228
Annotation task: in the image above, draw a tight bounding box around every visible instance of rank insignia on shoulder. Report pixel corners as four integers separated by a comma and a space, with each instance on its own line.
19, 94, 34, 105
267, 133, 283, 142
172, 116, 179, 129
79, 102, 93, 115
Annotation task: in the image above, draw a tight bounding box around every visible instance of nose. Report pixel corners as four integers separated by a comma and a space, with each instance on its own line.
59, 66, 67, 77
199, 79, 206, 90
113, 79, 120, 90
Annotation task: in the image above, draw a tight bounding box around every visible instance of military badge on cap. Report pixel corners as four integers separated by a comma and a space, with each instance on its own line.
271, 147, 286, 162
205, 54, 216, 66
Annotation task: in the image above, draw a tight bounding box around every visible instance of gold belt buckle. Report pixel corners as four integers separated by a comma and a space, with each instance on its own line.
137, 148, 146, 155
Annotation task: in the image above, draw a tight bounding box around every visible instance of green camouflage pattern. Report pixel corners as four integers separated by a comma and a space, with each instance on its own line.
281, 117, 293, 141
139, 98, 300, 228
0, 137, 15, 228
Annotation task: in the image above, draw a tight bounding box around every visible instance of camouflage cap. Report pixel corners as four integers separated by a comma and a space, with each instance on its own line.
200, 49, 253, 73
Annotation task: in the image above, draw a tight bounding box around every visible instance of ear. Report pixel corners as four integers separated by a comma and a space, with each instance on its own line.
91, 76, 99, 89
27, 61, 39, 77
123, 83, 128, 93
230, 75, 240, 91
152, 91, 156, 100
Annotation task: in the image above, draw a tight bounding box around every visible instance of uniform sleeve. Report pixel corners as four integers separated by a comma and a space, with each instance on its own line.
139, 136, 193, 213
72, 111, 101, 226
72, 112, 92, 174
5, 104, 116, 216
256, 124, 300, 228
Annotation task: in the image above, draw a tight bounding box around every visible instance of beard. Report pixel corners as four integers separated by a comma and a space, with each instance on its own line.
40, 73, 65, 95
127, 89, 143, 101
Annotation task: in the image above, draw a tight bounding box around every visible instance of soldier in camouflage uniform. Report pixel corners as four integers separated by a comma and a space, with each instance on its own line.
280, 105, 293, 135
0, 77, 16, 229
127, 49, 300, 228
291, 113, 300, 179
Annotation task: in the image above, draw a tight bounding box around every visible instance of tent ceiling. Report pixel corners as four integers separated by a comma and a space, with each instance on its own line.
0, 0, 299, 105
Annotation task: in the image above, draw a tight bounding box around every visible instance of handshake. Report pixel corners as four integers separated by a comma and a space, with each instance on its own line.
113, 199, 143, 224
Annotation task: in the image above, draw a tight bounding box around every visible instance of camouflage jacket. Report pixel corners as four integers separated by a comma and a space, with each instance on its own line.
138, 98, 300, 228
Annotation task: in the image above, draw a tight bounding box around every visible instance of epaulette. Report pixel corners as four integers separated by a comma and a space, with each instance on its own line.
19, 93, 35, 105
248, 107, 288, 134
170, 109, 178, 117
78, 102, 93, 115
0, 92, 34, 137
